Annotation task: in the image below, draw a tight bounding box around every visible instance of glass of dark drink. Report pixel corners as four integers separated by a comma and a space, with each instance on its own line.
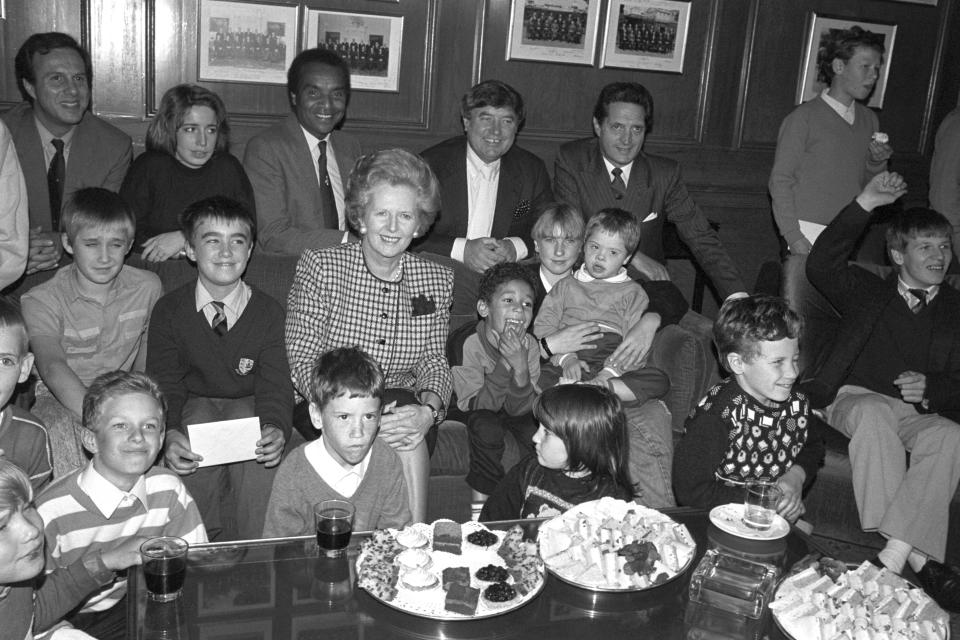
314, 500, 354, 558
140, 537, 189, 602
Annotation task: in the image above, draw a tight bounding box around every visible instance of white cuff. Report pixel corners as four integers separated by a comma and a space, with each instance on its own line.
451, 237, 467, 262
506, 236, 528, 260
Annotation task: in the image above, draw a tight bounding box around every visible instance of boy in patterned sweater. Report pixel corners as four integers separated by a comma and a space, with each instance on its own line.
36, 371, 207, 640
147, 196, 293, 540
673, 295, 824, 521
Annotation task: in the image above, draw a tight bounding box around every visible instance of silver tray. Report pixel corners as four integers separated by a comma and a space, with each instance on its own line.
537, 498, 697, 592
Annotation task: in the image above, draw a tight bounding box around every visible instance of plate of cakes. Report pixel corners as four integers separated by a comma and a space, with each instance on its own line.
770, 556, 950, 640
356, 519, 545, 619
537, 497, 697, 592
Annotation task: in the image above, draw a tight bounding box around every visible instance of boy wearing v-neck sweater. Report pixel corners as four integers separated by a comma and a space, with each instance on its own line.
147, 196, 293, 540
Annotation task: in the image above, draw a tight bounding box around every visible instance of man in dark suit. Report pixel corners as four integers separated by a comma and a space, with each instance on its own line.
554, 82, 745, 300
806, 172, 960, 612
2, 32, 132, 277
416, 80, 553, 313
243, 48, 362, 255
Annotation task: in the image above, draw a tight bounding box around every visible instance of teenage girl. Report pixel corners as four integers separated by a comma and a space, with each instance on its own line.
0, 460, 141, 640
120, 84, 254, 262
480, 385, 633, 521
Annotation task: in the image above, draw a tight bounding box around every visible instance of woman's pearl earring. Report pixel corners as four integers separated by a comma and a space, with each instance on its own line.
359, 226, 367, 235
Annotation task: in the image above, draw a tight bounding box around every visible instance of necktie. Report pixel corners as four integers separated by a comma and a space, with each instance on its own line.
210, 301, 228, 336
611, 167, 627, 200
47, 138, 66, 231
317, 140, 339, 230
908, 288, 928, 313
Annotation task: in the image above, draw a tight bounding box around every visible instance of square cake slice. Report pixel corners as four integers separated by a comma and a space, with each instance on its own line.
433, 521, 462, 555
442, 566, 471, 591
444, 583, 480, 616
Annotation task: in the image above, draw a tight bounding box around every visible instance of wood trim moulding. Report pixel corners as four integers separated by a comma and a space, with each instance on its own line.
732, 0, 761, 150
918, 0, 955, 155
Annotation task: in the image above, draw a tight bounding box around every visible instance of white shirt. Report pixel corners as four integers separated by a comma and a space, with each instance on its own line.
195, 279, 251, 330
304, 436, 372, 498
897, 276, 939, 311
299, 126, 349, 239
35, 117, 78, 166
78, 462, 148, 518
451, 144, 528, 262
821, 89, 856, 125
602, 156, 634, 186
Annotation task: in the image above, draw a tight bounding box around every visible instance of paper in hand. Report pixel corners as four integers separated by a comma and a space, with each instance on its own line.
187, 417, 261, 467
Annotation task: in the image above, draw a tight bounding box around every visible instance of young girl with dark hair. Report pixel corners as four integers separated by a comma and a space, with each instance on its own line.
480, 384, 633, 521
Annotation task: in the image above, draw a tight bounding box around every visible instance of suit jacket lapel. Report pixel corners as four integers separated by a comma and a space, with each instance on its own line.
441, 139, 470, 238
624, 154, 654, 219
11, 109, 52, 228
492, 149, 521, 239
928, 291, 954, 372
283, 114, 323, 205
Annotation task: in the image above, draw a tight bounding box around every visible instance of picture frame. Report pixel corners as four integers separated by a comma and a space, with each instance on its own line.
599, 0, 691, 73
304, 9, 403, 92
505, 0, 601, 66
198, 0, 298, 85
795, 13, 897, 109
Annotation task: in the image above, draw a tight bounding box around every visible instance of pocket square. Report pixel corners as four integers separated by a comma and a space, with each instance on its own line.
513, 199, 530, 219
642, 211, 659, 223
411, 294, 437, 317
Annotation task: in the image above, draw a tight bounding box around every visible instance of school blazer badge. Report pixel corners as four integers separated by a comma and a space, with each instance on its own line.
236, 358, 255, 375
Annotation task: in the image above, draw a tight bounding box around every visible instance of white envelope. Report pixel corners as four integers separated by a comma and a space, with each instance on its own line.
187, 417, 261, 467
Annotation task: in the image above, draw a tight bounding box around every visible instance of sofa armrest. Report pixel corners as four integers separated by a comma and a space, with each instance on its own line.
647, 316, 718, 433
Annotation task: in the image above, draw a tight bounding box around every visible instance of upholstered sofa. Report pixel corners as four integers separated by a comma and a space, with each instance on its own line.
781, 258, 960, 566
121, 250, 717, 523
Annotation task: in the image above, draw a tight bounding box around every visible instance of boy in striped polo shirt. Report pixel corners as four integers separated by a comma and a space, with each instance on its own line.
36, 370, 207, 640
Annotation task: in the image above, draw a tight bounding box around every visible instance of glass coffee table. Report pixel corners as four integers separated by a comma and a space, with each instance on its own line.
128, 507, 821, 639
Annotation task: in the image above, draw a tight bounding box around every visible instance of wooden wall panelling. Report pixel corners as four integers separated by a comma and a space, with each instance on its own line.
740, 0, 947, 154
478, 0, 720, 146
88, 0, 144, 120
0, 0, 84, 107
149, 0, 437, 130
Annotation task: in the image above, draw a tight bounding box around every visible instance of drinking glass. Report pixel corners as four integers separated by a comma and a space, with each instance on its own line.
314, 500, 355, 557
140, 537, 189, 602
742, 480, 782, 531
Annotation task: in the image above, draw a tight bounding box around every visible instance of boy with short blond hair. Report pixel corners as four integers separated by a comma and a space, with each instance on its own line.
36, 370, 207, 640
21, 188, 161, 478
674, 295, 823, 519
148, 196, 292, 541
263, 347, 410, 537
0, 296, 52, 491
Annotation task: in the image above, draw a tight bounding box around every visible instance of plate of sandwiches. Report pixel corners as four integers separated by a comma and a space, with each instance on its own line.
356, 519, 545, 620
537, 497, 697, 592
770, 555, 950, 640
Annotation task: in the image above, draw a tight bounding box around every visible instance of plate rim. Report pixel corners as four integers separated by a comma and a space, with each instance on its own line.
708, 503, 790, 541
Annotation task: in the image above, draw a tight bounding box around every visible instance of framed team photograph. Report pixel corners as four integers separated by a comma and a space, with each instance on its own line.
198, 0, 298, 84
599, 0, 691, 73
795, 13, 897, 108
303, 9, 403, 92
505, 0, 601, 66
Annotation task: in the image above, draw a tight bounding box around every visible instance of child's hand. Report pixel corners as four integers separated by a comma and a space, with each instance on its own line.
163, 431, 201, 475
499, 323, 527, 371
893, 370, 927, 404
256, 425, 285, 467
561, 356, 587, 382
99, 536, 150, 570
868, 139, 893, 164
775, 468, 806, 523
